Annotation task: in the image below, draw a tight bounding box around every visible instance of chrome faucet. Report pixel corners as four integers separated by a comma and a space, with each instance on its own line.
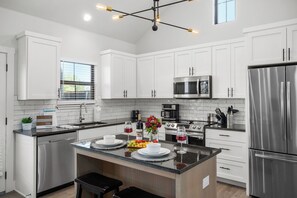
79, 103, 88, 123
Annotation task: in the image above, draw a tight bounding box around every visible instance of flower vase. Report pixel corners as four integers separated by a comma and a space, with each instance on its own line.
149, 130, 159, 142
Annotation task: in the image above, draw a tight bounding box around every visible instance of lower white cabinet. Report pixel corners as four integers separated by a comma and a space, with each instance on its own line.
78, 125, 118, 140
205, 129, 247, 184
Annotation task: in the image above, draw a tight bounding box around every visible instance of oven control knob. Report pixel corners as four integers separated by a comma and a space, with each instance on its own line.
192, 126, 196, 129
167, 123, 170, 127
171, 124, 175, 127
197, 126, 201, 129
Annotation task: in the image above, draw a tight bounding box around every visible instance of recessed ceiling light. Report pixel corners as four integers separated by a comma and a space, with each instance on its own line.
83, 14, 92, 22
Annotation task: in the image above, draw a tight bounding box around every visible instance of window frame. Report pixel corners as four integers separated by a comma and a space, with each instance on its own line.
214, 0, 236, 25
59, 60, 96, 104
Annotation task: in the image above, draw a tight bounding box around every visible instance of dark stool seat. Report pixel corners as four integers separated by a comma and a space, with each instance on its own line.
75, 172, 123, 198
113, 187, 164, 198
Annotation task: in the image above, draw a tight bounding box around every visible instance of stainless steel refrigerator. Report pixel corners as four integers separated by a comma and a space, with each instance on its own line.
249, 65, 297, 198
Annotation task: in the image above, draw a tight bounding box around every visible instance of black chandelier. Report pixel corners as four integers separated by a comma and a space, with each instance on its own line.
96, 0, 198, 34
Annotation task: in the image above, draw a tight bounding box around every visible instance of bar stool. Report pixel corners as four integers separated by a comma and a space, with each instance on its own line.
75, 172, 123, 198
113, 186, 164, 198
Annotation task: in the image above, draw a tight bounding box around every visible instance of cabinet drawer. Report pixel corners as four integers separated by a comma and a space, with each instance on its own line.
206, 139, 246, 163
217, 159, 246, 183
205, 129, 246, 143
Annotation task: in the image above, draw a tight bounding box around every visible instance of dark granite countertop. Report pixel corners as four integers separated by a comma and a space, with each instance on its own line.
13, 118, 134, 137
72, 134, 221, 174
205, 124, 245, 132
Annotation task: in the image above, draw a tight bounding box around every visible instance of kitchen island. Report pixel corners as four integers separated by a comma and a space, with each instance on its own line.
72, 135, 221, 198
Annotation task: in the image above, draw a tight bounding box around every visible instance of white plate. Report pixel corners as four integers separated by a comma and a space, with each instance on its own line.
95, 139, 123, 146
138, 148, 171, 157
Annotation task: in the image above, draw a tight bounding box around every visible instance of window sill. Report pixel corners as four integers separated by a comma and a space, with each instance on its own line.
57, 100, 96, 106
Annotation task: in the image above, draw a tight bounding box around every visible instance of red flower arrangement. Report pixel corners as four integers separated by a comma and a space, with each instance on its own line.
145, 115, 162, 134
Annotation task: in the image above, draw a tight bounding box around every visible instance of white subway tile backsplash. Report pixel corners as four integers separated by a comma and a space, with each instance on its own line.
13, 95, 245, 130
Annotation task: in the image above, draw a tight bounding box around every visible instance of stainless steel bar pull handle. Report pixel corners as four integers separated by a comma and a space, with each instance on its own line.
154, 90, 156, 97
220, 167, 230, 170
151, 90, 153, 97
255, 154, 297, 163
231, 88, 234, 97
228, 88, 230, 97
123, 90, 125, 97
126, 90, 128, 98
287, 82, 291, 139
283, 49, 285, 61
280, 82, 286, 140
219, 134, 230, 137
288, 48, 291, 61
189, 67, 191, 75
192, 67, 194, 76
221, 148, 230, 151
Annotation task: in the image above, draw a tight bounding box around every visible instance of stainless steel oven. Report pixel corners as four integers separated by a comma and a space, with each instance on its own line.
173, 76, 212, 99
164, 122, 206, 147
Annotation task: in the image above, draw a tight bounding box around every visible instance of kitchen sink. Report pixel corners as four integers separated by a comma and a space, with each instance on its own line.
73, 121, 107, 127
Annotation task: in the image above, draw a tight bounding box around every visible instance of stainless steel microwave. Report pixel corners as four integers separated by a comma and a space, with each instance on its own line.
173, 76, 212, 99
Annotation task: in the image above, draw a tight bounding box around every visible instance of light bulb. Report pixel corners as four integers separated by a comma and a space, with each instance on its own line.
96, 4, 106, 10
188, 28, 199, 34
96, 3, 112, 11
156, 15, 161, 22
112, 15, 123, 20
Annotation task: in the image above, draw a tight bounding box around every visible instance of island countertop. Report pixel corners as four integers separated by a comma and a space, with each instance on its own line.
72, 134, 221, 174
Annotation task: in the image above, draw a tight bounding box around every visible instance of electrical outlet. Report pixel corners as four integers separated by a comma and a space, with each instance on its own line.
202, 175, 209, 189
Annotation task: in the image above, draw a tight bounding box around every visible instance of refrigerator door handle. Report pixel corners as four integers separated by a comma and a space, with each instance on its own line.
281, 82, 286, 141
255, 154, 297, 163
287, 81, 291, 140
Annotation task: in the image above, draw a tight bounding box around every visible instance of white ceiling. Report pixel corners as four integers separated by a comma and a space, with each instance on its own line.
0, 0, 176, 43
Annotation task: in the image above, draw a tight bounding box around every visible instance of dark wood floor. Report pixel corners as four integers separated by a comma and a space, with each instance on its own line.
0, 182, 249, 198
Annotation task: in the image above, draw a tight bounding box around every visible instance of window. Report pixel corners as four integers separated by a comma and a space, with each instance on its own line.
214, 0, 236, 24
60, 61, 95, 100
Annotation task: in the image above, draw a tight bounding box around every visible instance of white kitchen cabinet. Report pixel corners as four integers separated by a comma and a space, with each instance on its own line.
136, 56, 155, 98
17, 31, 61, 100
101, 50, 136, 99
212, 41, 246, 98
137, 53, 174, 99
245, 22, 297, 65
175, 47, 212, 77
287, 24, 297, 62
78, 125, 118, 140
212, 44, 231, 98
205, 129, 247, 185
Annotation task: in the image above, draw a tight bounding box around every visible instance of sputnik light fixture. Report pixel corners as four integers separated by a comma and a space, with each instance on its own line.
96, 0, 199, 34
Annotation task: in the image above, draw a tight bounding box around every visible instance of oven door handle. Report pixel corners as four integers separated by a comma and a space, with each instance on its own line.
165, 131, 177, 136
187, 134, 204, 139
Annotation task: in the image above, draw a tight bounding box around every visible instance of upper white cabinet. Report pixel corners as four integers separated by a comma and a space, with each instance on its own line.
101, 50, 136, 99
17, 31, 61, 100
245, 21, 297, 65
212, 40, 246, 98
137, 53, 174, 98
175, 47, 212, 77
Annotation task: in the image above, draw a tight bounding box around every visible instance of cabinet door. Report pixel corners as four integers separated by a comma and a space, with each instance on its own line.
287, 24, 297, 62
111, 54, 125, 98
246, 28, 287, 65
212, 44, 231, 98
27, 37, 60, 99
174, 50, 192, 77
231, 42, 246, 98
124, 57, 137, 98
192, 47, 212, 76
137, 57, 155, 98
154, 53, 174, 98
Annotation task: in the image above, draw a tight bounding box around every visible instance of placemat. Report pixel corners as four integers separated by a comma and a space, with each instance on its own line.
131, 151, 177, 162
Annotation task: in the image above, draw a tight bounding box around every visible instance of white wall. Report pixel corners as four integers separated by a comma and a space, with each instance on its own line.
0, 7, 136, 97
136, 0, 297, 53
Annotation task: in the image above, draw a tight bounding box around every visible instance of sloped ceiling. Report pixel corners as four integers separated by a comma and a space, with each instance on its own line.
0, 0, 177, 43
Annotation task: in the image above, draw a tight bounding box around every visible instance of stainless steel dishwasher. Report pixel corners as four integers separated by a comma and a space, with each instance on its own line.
37, 132, 77, 194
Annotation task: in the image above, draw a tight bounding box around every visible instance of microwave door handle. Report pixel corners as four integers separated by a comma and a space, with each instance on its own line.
197, 79, 200, 95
